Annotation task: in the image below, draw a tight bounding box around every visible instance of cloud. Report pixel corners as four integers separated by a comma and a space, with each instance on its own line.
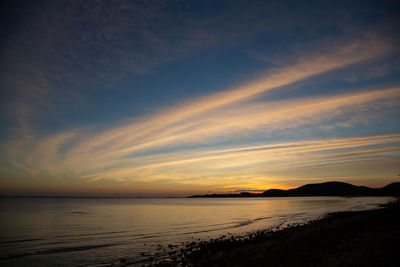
2, 23, 400, 191
86, 132, 400, 176
7, 83, 399, 184
31, 36, 396, 158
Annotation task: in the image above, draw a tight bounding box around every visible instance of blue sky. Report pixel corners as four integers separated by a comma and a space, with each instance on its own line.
1, 0, 400, 196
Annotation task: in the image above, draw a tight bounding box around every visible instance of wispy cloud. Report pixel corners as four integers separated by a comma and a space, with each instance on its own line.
28, 36, 396, 156
6, 85, 400, 187
2, 27, 400, 194
76, 132, 400, 181
2, 1, 400, 197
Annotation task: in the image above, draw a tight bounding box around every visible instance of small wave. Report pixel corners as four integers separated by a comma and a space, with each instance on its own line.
232, 216, 274, 228
36, 243, 118, 254
0, 243, 120, 261
182, 219, 258, 235
0, 238, 44, 245
254, 216, 271, 221
68, 211, 89, 215
55, 230, 129, 239
0, 253, 33, 261
234, 220, 253, 228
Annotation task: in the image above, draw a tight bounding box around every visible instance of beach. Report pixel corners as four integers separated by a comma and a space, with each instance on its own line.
154, 199, 400, 267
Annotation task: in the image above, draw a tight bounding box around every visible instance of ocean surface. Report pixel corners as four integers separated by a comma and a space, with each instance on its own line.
0, 196, 392, 266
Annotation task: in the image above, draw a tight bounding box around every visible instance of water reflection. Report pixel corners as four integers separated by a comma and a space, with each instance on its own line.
0, 196, 392, 266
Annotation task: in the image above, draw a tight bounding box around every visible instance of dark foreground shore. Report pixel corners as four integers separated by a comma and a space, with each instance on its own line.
152, 199, 400, 267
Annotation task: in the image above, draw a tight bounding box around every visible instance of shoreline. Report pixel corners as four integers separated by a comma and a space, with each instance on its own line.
150, 199, 400, 266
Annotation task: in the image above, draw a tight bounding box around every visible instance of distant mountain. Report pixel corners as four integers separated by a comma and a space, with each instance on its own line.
380, 182, 400, 196
265, 181, 375, 197
189, 181, 400, 198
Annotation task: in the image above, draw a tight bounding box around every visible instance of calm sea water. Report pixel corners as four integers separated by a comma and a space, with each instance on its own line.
0, 196, 392, 266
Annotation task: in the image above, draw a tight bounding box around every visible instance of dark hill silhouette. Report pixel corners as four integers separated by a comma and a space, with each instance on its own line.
190, 181, 400, 198
277, 181, 375, 197
380, 182, 400, 196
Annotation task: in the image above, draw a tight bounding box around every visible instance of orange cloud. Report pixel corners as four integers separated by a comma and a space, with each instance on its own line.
3, 36, 399, 192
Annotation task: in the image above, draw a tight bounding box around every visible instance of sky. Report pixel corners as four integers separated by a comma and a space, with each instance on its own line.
1, 0, 400, 196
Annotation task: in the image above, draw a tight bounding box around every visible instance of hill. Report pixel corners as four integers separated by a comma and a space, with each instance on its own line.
189, 181, 400, 198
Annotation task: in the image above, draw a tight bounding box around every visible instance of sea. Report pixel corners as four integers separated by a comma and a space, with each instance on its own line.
0, 196, 393, 266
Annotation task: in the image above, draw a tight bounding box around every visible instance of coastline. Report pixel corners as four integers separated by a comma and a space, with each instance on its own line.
151, 199, 400, 267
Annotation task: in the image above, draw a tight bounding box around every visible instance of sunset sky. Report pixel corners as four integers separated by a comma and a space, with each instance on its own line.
1, 0, 400, 196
